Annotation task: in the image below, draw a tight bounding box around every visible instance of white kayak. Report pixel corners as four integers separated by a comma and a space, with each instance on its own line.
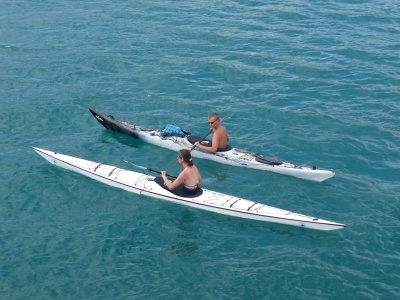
32, 147, 345, 231
89, 108, 335, 182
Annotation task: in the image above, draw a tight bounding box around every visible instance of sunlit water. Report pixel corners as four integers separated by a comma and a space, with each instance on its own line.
1, 1, 399, 299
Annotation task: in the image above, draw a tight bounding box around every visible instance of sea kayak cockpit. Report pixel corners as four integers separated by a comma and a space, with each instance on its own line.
186, 135, 232, 152
153, 177, 203, 198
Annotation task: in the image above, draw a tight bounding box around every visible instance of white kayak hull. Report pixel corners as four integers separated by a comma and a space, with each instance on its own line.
32, 147, 345, 231
89, 108, 335, 182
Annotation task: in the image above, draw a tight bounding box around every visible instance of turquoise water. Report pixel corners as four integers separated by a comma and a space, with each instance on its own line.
1, 0, 399, 299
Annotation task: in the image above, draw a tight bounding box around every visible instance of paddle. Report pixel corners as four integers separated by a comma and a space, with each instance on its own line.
124, 160, 177, 179
189, 115, 229, 152
124, 160, 218, 187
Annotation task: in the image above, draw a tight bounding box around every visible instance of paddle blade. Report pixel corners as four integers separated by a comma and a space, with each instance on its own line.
200, 177, 217, 186
124, 160, 147, 170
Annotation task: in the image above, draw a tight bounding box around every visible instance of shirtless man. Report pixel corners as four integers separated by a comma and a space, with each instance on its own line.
194, 113, 229, 154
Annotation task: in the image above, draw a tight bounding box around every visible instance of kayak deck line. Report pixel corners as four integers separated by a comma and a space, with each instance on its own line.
88, 108, 335, 182
32, 147, 345, 231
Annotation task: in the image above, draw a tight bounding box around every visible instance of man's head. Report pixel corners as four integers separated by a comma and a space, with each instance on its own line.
208, 113, 220, 128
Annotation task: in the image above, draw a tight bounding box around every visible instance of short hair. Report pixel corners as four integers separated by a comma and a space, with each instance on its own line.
208, 113, 219, 120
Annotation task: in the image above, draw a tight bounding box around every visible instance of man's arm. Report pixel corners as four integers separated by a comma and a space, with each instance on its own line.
194, 135, 219, 154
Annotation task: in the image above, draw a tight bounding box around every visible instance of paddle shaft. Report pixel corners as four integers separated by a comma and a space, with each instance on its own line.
189, 116, 229, 152
189, 129, 213, 152
124, 160, 177, 179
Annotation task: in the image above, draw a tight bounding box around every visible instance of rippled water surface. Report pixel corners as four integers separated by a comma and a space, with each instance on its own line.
1, 1, 399, 299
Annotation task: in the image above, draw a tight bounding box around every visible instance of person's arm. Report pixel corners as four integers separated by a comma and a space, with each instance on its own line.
161, 171, 185, 190
194, 132, 220, 154
194, 141, 218, 153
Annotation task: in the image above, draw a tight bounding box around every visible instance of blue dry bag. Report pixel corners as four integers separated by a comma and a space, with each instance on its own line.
161, 124, 190, 137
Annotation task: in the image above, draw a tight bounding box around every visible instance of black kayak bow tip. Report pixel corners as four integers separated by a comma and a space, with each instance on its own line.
89, 107, 140, 139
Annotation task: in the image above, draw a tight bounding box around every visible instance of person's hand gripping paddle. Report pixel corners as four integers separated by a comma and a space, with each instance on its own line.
189, 115, 229, 153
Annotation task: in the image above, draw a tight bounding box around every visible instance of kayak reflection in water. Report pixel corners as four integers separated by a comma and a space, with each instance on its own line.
161, 149, 203, 195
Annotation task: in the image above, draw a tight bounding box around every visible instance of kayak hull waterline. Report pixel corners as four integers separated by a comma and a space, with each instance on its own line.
32, 147, 345, 231
89, 108, 335, 182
